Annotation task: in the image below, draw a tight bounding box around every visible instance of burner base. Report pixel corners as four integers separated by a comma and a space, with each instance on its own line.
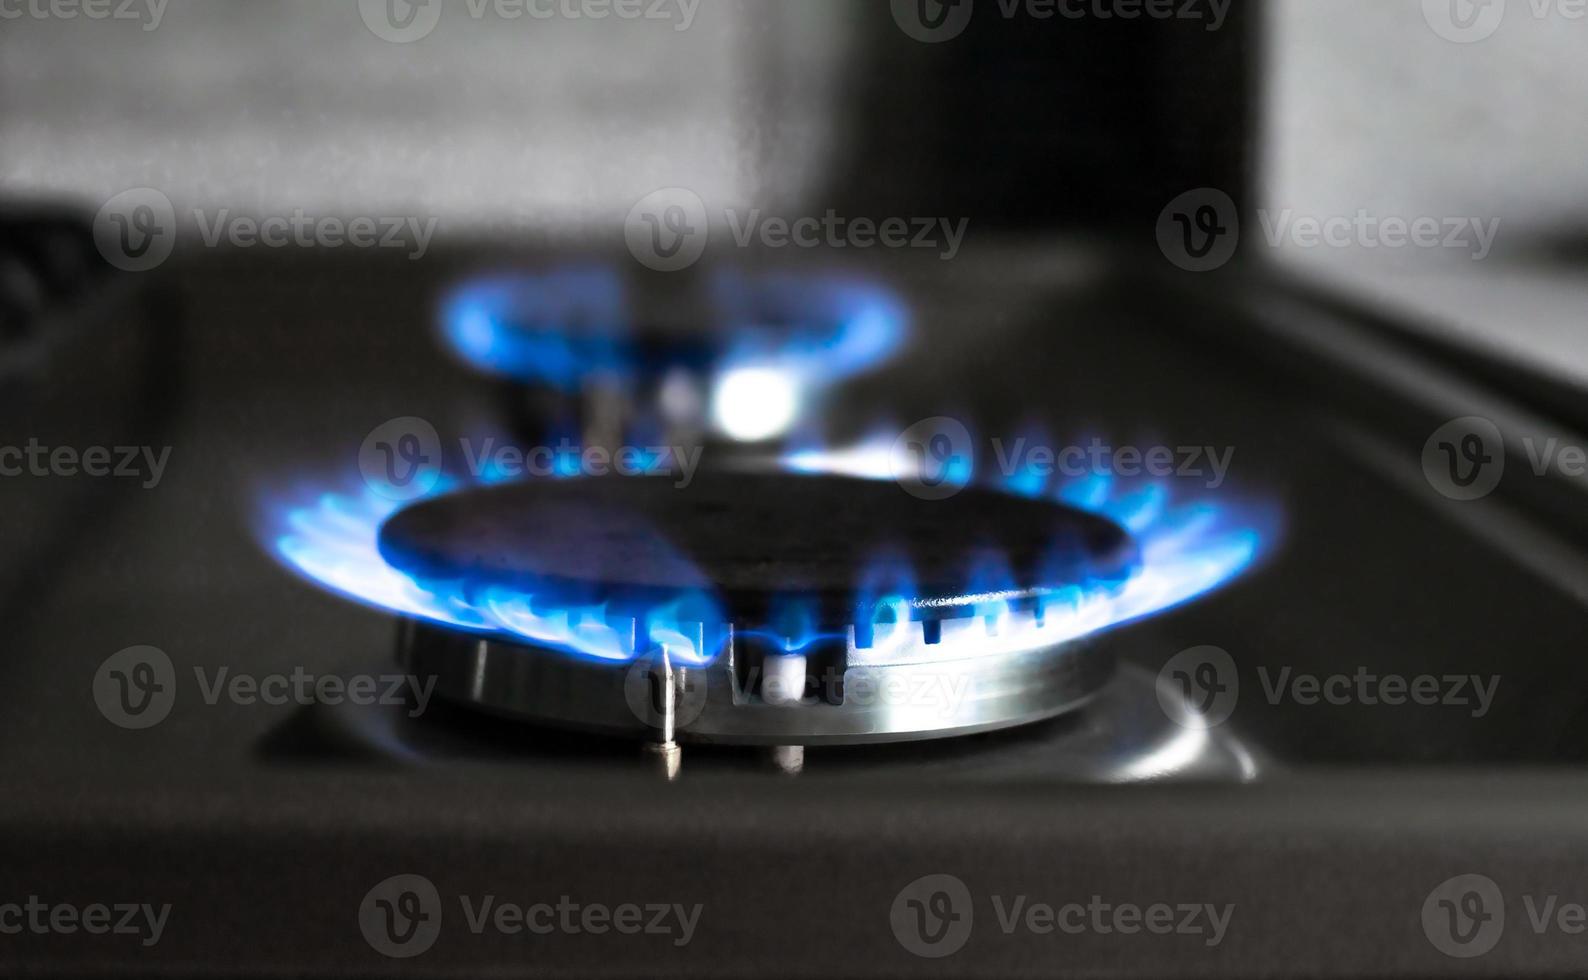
294, 662, 1262, 783
397, 619, 1116, 747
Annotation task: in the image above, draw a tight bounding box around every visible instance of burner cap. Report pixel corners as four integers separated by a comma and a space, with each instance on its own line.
377, 473, 1139, 632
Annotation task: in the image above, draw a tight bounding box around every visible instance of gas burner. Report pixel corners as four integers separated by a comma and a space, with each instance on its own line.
438, 267, 908, 447
379, 474, 1135, 772
263, 444, 1273, 777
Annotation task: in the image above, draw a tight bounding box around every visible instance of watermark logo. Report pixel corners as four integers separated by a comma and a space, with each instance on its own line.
625, 188, 710, 272
360, 417, 444, 501
361, 874, 702, 957
1157, 646, 1238, 729
887, 424, 1233, 500
1422, 873, 1588, 958
1423, 419, 1588, 501
1423, 417, 1505, 501
1261, 668, 1499, 719
93, 188, 176, 273
625, 189, 969, 271
893, 417, 975, 501
0, 898, 171, 947
1159, 648, 1502, 727
890, 0, 974, 42
359, 0, 444, 42
891, 875, 1233, 957
724, 210, 968, 262
192, 667, 436, 718
623, 657, 711, 732
360, 874, 443, 959
360, 0, 699, 41
191, 208, 438, 260
991, 895, 1233, 946
93, 646, 177, 730
892, 0, 1230, 41
0, 440, 172, 488
358, 418, 707, 495
1159, 190, 1501, 271
1259, 210, 1500, 261
459, 435, 704, 488
93, 188, 441, 269
0, 0, 168, 31
1423, 0, 1507, 42
1157, 188, 1239, 272
1423, 874, 1504, 958
95, 648, 437, 729
891, 874, 974, 958
993, 436, 1235, 490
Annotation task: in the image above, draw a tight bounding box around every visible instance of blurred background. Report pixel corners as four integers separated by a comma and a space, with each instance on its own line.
9, 3, 1588, 975
3, 0, 1584, 383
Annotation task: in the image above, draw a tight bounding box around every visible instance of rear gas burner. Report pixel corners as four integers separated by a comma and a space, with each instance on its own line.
438, 267, 908, 450
378, 473, 1139, 775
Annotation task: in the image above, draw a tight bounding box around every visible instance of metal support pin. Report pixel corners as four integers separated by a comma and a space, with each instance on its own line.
769, 744, 804, 775
643, 650, 683, 781
763, 653, 807, 776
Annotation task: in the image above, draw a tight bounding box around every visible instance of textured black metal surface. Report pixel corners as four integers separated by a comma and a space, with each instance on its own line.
377, 474, 1140, 627
11, 245, 1588, 978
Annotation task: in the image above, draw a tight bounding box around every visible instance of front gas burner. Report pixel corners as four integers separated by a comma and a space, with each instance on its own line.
378, 474, 1138, 773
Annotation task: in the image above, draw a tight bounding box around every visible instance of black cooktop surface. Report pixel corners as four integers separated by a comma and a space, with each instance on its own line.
7, 239, 1588, 978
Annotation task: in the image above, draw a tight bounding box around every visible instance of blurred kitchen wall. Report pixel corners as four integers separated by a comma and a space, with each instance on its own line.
0, 0, 853, 234
1263, 0, 1588, 383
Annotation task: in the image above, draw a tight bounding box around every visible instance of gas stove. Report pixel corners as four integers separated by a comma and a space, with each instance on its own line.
243, 255, 1278, 782
10, 231, 1588, 978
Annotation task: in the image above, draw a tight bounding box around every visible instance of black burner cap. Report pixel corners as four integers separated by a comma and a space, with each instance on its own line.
378, 473, 1139, 630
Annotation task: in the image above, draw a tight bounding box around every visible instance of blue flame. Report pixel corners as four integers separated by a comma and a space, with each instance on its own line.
707, 271, 909, 385
440, 267, 632, 391
439, 268, 909, 439
260, 429, 1275, 668
778, 432, 1277, 653
263, 472, 722, 666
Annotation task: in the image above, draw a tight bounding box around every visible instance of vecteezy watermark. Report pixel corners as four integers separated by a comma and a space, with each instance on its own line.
888, 873, 1233, 959
890, 0, 1231, 43
1156, 188, 1240, 273
1422, 417, 1588, 503
1168, 196, 1502, 268
1423, 417, 1506, 501
1257, 666, 1500, 719
885, 418, 1236, 501
1157, 646, 1239, 729
92, 646, 177, 730
358, 0, 700, 43
891, 874, 975, 958
1423, 0, 1587, 43
93, 646, 437, 730
0, 0, 167, 30
0, 439, 172, 489
988, 895, 1233, 948
360, 875, 443, 959
1157, 647, 1502, 728
1424, 874, 1505, 958
1257, 210, 1500, 261
357, 417, 706, 500
192, 209, 437, 260
0, 897, 171, 947
623, 188, 968, 272
990, 436, 1235, 490
190, 667, 436, 718
93, 188, 177, 273
1425, 871, 1588, 959
358, 874, 703, 959
1156, 189, 1502, 272
92, 188, 439, 272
